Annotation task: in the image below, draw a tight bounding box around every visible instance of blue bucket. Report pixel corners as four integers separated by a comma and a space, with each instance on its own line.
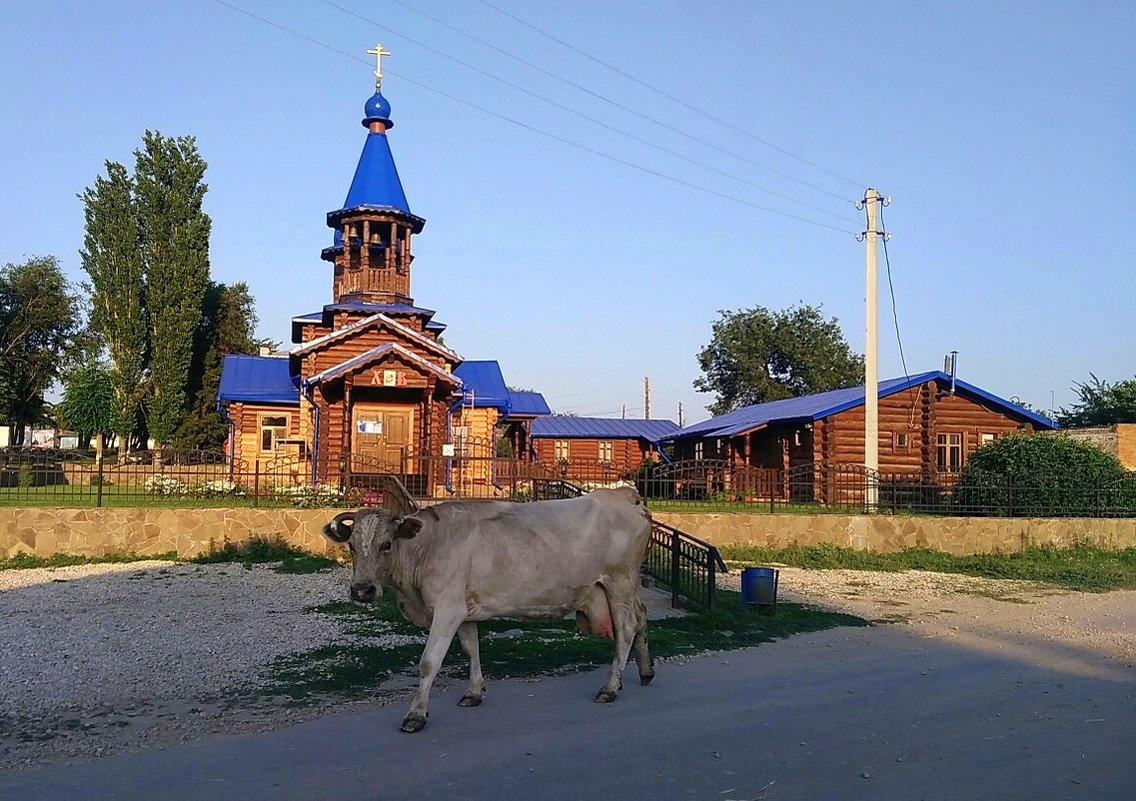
740, 566, 779, 609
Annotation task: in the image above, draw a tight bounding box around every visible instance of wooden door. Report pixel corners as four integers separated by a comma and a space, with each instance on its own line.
352, 405, 413, 472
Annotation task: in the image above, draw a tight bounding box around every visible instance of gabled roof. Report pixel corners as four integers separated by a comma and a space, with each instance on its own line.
453, 361, 510, 411
217, 355, 300, 405
672, 371, 1057, 441
291, 313, 459, 362
290, 302, 443, 344
531, 417, 681, 441
304, 342, 459, 387
506, 390, 552, 418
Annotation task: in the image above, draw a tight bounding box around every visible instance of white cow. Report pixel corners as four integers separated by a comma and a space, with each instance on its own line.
323, 487, 655, 733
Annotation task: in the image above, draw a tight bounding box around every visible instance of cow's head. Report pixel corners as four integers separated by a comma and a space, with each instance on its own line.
323, 508, 423, 603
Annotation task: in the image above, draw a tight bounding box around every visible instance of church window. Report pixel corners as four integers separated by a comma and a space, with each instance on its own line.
554, 440, 570, 461
598, 441, 614, 463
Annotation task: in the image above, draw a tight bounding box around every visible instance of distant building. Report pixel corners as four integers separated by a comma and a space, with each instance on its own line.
531, 417, 680, 480
1058, 424, 1136, 470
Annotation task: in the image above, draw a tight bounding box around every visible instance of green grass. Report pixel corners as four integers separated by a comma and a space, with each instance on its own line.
0, 551, 179, 570
719, 542, 1136, 592
257, 591, 866, 703
189, 537, 340, 574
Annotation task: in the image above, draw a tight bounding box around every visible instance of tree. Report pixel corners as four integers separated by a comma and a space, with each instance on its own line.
694, 304, 864, 415
134, 131, 211, 449
175, 281, 271, 450
55, 362, 115, 448
0, 256, 83, 445
1057, 374, 1136, 428
79, 160, 148, 457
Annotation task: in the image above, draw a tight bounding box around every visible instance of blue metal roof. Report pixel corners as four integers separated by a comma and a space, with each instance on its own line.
341, 132, 410, 216
291, 303, 441, 344
453, 361, 511, 411
506, 390, 551, 418
531, 417, 681, 441
217, 355, 300, 405
672, 371, 1057, 441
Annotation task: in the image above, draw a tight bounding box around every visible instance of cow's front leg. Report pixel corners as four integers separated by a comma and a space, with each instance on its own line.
456, 621, 485, 707
402, 610, 465, 733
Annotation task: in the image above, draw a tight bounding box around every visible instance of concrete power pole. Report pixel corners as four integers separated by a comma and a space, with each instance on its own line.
678, 402, 684, 427
643, 377, 651, 420
861, 188, 881, 509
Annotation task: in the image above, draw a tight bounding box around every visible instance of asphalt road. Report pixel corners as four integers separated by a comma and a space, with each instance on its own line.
3, 622, 1134, 801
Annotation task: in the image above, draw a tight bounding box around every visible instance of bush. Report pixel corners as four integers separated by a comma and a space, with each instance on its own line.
189, 479, 247, 499
144, 474, 188, 496
952, 433, 1134, 517
273, 484, 345, 508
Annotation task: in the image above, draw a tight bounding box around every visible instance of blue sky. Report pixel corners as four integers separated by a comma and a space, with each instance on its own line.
2, 0, 1132, 424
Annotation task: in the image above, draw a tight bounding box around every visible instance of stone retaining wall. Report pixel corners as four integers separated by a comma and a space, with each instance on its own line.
3, 507, 1136, 560
652, 512, 1136, 554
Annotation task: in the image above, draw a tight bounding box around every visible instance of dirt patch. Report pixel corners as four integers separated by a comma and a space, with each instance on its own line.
720, 567, 1136, 679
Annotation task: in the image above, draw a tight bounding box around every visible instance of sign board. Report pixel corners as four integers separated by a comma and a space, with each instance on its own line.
356, 420, 383, 435
441, 443, 455, 457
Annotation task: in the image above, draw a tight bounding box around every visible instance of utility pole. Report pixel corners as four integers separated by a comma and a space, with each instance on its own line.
678, 402, 684, 427
621, 404, 626, 420
860, 188, 881, 509
643, 377, 651, 420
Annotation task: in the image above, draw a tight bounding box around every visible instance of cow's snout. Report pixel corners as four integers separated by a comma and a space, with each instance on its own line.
350, 583, 377, 603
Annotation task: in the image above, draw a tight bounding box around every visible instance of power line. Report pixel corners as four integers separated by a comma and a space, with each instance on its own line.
208, 0, 858, 236
476, 0, 865, 190
317, 0, 856, 223
381, 0, 857, 208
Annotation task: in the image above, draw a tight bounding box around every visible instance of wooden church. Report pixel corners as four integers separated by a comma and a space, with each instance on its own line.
217, 52, 541, 494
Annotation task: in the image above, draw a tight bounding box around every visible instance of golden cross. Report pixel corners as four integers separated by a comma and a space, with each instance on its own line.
366, 43, 392, 89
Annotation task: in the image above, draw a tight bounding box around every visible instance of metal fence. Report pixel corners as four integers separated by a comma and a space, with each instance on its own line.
644, 520, 727, 611
4, 448, 1134, 518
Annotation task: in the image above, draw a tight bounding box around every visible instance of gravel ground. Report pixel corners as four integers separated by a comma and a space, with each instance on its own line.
2, 559, 1134, 773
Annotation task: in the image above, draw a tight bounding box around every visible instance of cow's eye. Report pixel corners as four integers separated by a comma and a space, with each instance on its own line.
379, 541, 392, 552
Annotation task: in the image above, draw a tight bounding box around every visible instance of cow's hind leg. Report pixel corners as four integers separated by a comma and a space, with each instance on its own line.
402, 610, 464, 733
632, 597, 654, 686
595, 586, 636, 703
457, 621, 485, 707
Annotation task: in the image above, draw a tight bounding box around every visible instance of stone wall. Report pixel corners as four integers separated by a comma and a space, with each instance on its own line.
0, 507, 348, 560
3, 507, 1136, 560
652, 512, 1136, 555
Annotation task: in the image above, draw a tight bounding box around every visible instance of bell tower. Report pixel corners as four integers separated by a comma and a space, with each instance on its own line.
321, 44, 426, 305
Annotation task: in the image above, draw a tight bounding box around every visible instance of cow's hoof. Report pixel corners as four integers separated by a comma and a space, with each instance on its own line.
458, 693, 483, 708
594, 690, 618, 704
639, 672, 655, 686
399, 713, 428, 733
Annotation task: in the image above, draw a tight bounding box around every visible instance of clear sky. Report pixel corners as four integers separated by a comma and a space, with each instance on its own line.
2, 1, 1133, 424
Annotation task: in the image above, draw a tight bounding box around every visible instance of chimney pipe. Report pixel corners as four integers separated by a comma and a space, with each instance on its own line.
949, 351, 958, 395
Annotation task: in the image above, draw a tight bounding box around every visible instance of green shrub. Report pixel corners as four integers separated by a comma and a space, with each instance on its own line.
952, 433, 1134, 517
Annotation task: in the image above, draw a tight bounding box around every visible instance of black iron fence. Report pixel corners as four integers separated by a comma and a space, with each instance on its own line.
4, 448, 1135, 518
644, 520, 727, 611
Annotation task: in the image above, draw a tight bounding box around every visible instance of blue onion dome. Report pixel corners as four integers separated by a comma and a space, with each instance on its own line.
362, 91, 393, 129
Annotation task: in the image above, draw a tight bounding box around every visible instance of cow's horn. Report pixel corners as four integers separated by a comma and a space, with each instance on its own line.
324, 511, 356, 542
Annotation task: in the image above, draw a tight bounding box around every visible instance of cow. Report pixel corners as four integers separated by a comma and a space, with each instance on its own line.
322, 487, 655, 733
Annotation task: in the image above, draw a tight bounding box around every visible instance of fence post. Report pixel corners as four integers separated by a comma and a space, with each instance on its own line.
706, 548, 716, 611
670, 531, 680, 609
253, 460, 260, 508
96, 452, 104, 508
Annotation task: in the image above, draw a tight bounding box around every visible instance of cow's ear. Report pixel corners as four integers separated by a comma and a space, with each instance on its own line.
324, 512, 356, 543
394, 515, 423, 540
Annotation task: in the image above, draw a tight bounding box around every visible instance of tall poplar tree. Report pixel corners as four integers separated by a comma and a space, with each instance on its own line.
133, 131, 211, 450
78, 161, 148, 457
